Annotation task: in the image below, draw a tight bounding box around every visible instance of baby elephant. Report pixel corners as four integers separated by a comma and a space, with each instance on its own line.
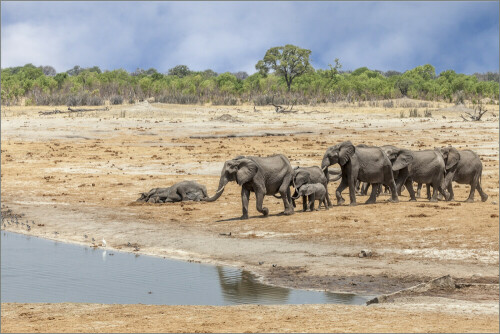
297, 183, 328, 211
136, 180, 208, 203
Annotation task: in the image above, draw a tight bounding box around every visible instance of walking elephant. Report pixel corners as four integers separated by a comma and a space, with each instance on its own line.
295, 183, 328, 211
290, 166, 341, 210
136, 180, 208, 203
384, 148, 450, 202
437, 147, 488, 202
321, 141, 399, 205
204, 154, 294, 219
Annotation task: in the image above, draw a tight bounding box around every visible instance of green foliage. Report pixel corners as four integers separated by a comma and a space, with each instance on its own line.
168, 65, 191, 78
256, 44, 312, 91
1, 61, 498, 106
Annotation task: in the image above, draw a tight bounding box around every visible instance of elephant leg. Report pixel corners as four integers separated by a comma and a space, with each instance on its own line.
255, 190, 269, 216
362, 182, 370, 196
365, 183, 379, 204
386, 179, 399, 203
302, 195, 308, 212
426, 184, 432, 200
436, 178, 450, 201
416, 183, 422, 198
279, 176, 294, 215
347, 167, 358, 206
405, 177, 416, 201
178, 188, 187, 201
279, 189, 294, 215
309, 194, 316, 211
166, 192, 182, 202
355, 180, 361, 194
336, 177, 348, 205
325, 184, 333, 208
323, 196, 329, 210
447, 182, 455, 201
476, 176, 488, 202
241, 188, 250, 219
465, 175, 479, 203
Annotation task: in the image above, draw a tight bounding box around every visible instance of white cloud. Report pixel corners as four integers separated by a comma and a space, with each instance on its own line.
1, 1, 498, 74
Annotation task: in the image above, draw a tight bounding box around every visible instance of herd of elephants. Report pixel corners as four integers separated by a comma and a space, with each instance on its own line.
137, 141, 488, 219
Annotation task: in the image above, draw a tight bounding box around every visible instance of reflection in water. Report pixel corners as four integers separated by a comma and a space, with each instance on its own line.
217, 267, 290, 304
1, 231, 372, 305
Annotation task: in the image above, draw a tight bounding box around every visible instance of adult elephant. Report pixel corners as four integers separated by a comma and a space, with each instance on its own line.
321, 141, 399, 205
384, 148, 450, 202
204, 154, 294, 219
437, 147, 488, 202
291, 166, 341, 211
137, 180, 208, 203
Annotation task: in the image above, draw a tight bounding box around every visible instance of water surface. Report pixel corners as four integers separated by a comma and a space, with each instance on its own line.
1, 231, 371, 305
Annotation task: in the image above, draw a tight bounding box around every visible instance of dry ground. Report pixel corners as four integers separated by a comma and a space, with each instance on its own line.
1, 99, 499, 332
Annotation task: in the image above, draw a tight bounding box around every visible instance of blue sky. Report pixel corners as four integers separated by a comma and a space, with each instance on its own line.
1, 1, 498, 75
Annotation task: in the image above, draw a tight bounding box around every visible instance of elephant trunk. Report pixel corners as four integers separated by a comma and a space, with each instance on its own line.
204, 174, 229, 202
321, 158, 330, 180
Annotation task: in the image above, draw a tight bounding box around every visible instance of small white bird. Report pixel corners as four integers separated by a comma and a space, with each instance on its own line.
102, 238, 107, 247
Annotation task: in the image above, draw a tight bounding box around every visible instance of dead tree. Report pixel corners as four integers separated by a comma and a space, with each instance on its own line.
270, 100, 297, 113
461, 103, 488, 121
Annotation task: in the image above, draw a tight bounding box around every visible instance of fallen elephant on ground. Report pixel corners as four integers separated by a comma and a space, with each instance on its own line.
136, 181, 208, 203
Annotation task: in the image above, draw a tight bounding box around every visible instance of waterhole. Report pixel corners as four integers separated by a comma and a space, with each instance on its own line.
1, 232, 372, 305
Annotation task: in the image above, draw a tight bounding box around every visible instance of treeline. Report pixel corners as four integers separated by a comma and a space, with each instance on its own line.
1, 63, 498, 107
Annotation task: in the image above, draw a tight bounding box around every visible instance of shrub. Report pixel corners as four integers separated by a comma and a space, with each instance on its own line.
110, 95, 124, 105
409, 108, 421, 117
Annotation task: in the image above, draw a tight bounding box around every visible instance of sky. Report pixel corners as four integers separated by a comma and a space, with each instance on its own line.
1, 1, 499, 75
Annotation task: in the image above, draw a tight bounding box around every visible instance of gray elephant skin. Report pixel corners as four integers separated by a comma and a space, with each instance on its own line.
137, 180, 208, 203
383, 146, 450, 202
321, 141, 399, 205
438, 147, 488, 202
291, 166, 341, 211
204, 154, 294, 219
296, 183, 328, 211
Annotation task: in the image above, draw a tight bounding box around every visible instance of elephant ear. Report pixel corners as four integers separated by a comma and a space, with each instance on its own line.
382, 147, 398, 160
446, 147, 460, 170
236, 158, 258, 186
392, 149, 413, 171
300, 185, 314, 196
339, 141, 355, 166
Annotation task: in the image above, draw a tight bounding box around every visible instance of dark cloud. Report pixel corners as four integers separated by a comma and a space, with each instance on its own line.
1, 1, 498, 74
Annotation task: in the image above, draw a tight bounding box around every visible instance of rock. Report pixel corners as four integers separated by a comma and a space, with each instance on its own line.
359, 250, 372, 258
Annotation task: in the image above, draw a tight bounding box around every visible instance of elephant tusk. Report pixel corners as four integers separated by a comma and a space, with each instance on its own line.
214, 185, 225, 194
322, 166, 328, 171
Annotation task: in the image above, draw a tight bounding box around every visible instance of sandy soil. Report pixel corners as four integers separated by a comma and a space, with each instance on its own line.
1, 300, 498, 333
1, 99, 499, 332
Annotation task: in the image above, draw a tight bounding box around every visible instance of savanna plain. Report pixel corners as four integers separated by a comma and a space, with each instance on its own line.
1, 99, 499, 333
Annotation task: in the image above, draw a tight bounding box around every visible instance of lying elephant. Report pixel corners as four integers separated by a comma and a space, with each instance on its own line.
136, 180, 208, 203
295, 183, 328, 211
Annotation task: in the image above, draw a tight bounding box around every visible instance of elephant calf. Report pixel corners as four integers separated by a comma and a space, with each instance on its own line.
296, 183, 328, 211
136, 180, 208, 203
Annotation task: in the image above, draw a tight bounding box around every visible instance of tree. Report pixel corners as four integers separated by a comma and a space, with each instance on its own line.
327, 58, 342, 84
168, 65, 191, 78
395, 77, 413, 96
67, 65, 83, 76
40, 65, 56, 76
232, 71, 249, 80
255, 44, 312, 92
